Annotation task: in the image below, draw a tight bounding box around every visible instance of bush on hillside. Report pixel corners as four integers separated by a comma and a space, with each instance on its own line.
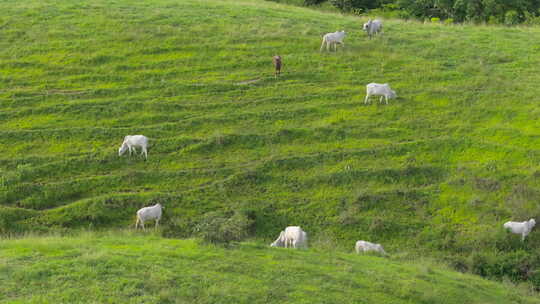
368, 3, 410, 19
523, 11, 540, 25
330, 0, 375, 13
162, 216, 195, 239
0, 207, 38, 234
469, 250, 540, 288
304, 0, 327, 5
395, 0, 539, 24
505, 10, 521, 25
193, 210, 253, 246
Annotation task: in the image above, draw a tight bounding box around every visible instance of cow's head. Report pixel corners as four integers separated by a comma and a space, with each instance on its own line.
118, 143, 128, 156
363, 19, 372, 31
270, 231, 285, 247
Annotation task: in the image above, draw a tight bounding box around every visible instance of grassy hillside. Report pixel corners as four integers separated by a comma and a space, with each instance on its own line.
0, 231, 538, 304
1, 0, 540, 287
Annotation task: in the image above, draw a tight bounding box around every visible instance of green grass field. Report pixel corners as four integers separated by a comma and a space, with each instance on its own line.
1, 0, 540, 298
1, 231, 539, 303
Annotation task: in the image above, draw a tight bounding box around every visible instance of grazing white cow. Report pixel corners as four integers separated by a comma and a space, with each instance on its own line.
119, 135, 149, 160
270, 226, 308, 249
363, 19, 383, 38
355, 240, 386, 255
320, 31, 346, 52
135, 203, 163, 231
364, 83, 396, 105
503, 219, 536, 241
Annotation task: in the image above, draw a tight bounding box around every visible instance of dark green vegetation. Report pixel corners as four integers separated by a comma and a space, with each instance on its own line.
1, 0, 540, 292
1, 231, 539, 303
279, 0, 540, 25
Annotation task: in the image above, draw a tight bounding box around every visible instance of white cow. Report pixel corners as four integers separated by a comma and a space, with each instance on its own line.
119, 135, 149, 160
364, 83, 396, 104
270, 226, 308, 249
503, 219, 536, 241
320, 31, 346, 52
355, 240, 386, 255
363, 19, 383, 38
135, 203, 163, 231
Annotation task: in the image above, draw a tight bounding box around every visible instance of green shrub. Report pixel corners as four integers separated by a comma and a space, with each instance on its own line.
329, 0, 375, 13
505, 10, 520, 25
444, 18, 454, 25
0, 207, 38, 234
368, 3, 407, 19
303, 0, 327, 5
431, 17, 440, 23
193, 210, 253, 245
487, 15, 500, 25
523, 11, 540, 25
162, 216, 195, 239
469, 251, 540, 288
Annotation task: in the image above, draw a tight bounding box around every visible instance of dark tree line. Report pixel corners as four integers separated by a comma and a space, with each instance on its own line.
305, 0, 540, 24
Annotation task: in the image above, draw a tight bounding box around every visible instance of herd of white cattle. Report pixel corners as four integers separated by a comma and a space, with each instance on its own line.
131, 203, 535, 255
318, 19, 397, 105
122, 18, 536, 255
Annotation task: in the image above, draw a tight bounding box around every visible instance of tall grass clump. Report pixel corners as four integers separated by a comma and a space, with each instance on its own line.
193, 210, 254, 246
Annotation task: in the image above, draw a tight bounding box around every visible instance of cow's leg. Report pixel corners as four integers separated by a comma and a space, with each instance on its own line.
385, 95, 389, 104
320, 40, 325, 52
379, 96, 384, 103
135, 217, 140, 229
142, 146, 148, 160
141, 220, 145, 231
364, 94, 370, 104
155, 217, 160, 229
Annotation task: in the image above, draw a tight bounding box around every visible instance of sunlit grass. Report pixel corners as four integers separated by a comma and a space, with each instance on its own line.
1, 231, 538, 303
1, 0, 540, 291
